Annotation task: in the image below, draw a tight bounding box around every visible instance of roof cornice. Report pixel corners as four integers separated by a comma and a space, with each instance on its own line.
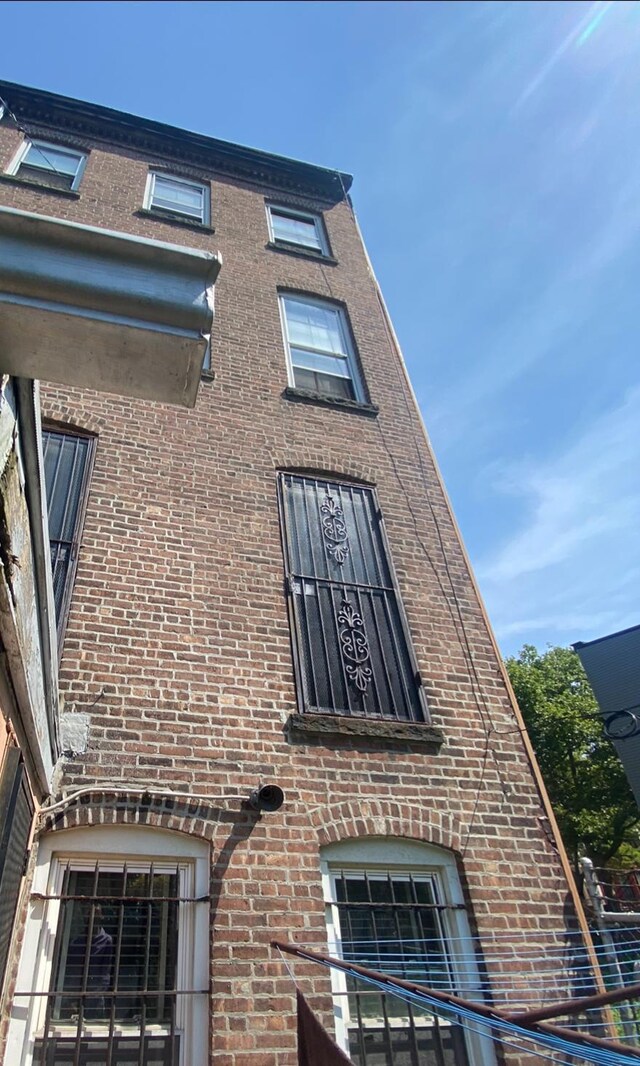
0, 80, 352, 202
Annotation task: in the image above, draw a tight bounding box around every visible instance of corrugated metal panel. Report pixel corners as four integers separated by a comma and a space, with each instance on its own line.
574, 625, 640, 809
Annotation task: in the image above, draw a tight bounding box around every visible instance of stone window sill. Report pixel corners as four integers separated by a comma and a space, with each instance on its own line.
135, 208, 215, 233
266, 241, 337, 265
283, 386, 378, 417
0, 173, 80, 199
285, 712, 444, 751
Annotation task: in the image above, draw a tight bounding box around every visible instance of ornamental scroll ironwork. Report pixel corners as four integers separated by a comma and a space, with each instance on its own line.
321, 492, 349, 565
338, 597, 372, 692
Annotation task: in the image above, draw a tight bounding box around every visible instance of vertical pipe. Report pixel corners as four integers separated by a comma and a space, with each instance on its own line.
581, 858, 639, 1045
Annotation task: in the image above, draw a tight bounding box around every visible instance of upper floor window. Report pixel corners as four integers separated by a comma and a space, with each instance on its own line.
278, 474, 426, 722
144, 172, 210, 224
267, 204, 329, 255
279, 295, 364, 402
42, 428, 95, 641
7, 139, 86, 191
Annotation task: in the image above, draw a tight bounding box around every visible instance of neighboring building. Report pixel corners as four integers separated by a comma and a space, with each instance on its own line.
574, 625, 640, 810
0, 80, 597, 1066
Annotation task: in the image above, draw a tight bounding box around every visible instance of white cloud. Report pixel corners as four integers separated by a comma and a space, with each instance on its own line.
475, 386, 640, 650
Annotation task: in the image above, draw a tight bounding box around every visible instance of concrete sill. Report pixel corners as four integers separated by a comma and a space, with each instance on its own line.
266, 241, 337, 265
135, 208, 215, 234
285, 713, 445, 752
283, 386, 378, 417
0, 173, 81, 199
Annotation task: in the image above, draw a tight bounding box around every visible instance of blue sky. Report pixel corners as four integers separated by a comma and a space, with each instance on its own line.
1, 0, 638, 655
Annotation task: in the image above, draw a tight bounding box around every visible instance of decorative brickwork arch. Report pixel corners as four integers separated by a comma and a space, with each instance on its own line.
309, 799, 463, 855
40, 402, 107, 438
273, 455, 379, 487
37, 791, 254, 844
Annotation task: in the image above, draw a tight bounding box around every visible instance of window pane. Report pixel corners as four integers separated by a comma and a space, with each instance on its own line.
152, 175, 204, 217
272, 211, 322, 249
23, 143, 81, 176
334, 871, 469, 1066
291, 347, 351, 378
284, 298, 345, 355
51, 869, 179, 1024
293, 368, 354, 399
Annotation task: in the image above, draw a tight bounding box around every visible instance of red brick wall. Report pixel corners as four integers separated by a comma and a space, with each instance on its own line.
0, 120, 584, 1064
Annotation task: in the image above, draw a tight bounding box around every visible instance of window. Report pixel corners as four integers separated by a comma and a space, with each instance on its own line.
267, 204, 329, 255
144, 172, 209, 224
0, 748, 34, 992
8, 826, 209, 1066
41, 428, 95, 640
322, 839, 492, 1066
7, 139, 86, 191
280, 295, 364, 402
279, 474, 426, 721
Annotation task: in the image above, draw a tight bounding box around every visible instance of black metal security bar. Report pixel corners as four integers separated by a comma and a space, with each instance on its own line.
279, 475, 426, 721
41, 429, 94, 638
20, 863, 205, 1066
333, 872, 470, 1066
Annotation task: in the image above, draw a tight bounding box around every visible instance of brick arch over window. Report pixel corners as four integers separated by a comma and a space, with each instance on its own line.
38, 793, 236, 843
309, 799, 464, 855
40, 404, 107, 438
272, 454, 379, 487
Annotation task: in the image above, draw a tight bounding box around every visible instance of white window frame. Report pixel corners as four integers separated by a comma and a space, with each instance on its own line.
320, 838, 495, 1066
7, 825, 209, 1066
7, 138, 87, 191
278, 293, 365, 402
266, 204, 329, 255
144, 171, 210, 225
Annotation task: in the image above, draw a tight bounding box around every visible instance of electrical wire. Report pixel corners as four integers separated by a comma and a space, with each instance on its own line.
332, 174, 523, 851
0, 92, 70, 181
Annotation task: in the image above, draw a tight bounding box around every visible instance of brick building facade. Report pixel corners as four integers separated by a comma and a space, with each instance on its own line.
0, 81, 595, 1066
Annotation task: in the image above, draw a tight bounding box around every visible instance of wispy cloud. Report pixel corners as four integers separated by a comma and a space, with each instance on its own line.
476, 387, 640, 650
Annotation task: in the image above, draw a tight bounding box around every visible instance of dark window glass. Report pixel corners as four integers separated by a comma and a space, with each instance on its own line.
42, 429, 93, 639
279, 475, 425, 721
0, 748, 34, 990
34, 865, 180, 1066
333, 872, 470, 1066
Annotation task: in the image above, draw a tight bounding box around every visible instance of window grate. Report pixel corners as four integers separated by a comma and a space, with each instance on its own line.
18, 863, 205, 1066
41, 429, 94, 641
332, 872, 471, 1066
280, 475, 426, 721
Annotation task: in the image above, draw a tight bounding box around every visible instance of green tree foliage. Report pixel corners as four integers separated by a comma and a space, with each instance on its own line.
505, 644, 640, 874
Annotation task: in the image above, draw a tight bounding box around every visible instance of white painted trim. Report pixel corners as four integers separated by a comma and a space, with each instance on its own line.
144, 171, 210, 225
7, 825, 210, 1066
7, 138, 87, 191
278, 293, 364, 402
320, 837, 496, 1066
266, 203, 328, 255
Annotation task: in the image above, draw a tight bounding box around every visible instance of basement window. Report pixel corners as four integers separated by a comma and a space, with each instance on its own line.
7, 139, 87, 191
321, 838, 492, 1066
8, 826, 209, 1066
